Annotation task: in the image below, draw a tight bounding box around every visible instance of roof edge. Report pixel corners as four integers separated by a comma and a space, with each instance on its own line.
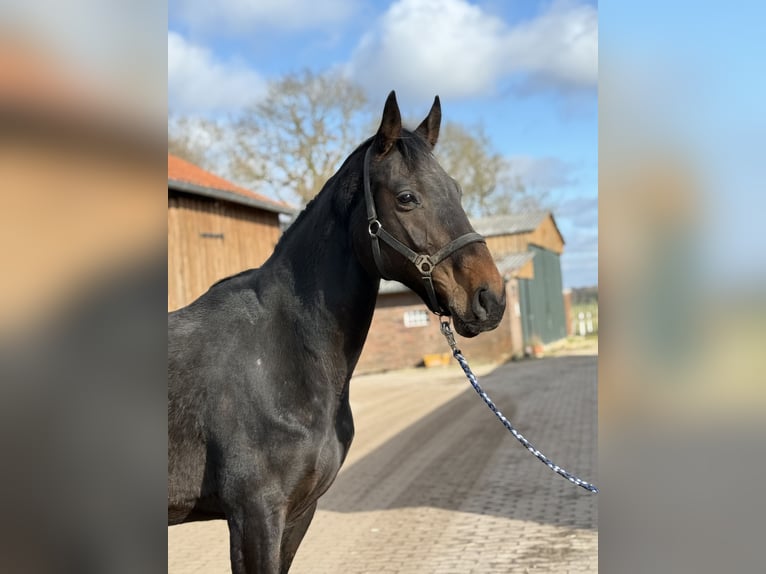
168, 178, 296, 215
546, 211, 566, 246
471, 210, 547, 238
473, 211, 566, 246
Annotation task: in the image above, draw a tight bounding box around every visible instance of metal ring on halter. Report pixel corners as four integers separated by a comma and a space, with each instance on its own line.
413, 255, 433, 275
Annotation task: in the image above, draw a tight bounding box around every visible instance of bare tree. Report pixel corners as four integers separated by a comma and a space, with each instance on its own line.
168, 115, 224, 170
228, 70, 368, 205
436, 122, 542, 218
169, 73, 544, 216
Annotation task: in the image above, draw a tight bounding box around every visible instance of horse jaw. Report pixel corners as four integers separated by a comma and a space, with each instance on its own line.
450, 306, 504, 338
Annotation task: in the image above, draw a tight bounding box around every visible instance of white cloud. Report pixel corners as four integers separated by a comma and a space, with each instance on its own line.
168, 31, 266, 115
348, 0, 508, 100
557, 195, 598, 228
172, 0, 356, 33
346, 0, 597, 101
505, 0, 597, 89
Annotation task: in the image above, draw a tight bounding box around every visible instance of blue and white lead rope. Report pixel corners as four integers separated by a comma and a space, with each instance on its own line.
440, 320, 599, 494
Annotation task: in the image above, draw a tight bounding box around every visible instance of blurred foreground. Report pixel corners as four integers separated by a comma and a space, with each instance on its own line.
0, 21, 166, 573
600, 2, 766, 569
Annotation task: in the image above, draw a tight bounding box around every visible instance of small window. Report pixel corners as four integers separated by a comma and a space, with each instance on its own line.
403, 309, 429, 328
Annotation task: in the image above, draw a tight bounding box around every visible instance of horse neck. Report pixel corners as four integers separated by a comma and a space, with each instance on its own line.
263, 162, 379, 376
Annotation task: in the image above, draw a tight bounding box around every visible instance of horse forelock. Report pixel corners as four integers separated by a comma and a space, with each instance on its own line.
394, 128, 434, 170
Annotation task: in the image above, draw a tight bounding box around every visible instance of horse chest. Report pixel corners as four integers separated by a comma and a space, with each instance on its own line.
281, 431, 345, 520
289, 395, 354, 506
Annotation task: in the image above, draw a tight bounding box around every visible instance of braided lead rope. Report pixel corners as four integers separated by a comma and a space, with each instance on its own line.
440, 320, 599, 494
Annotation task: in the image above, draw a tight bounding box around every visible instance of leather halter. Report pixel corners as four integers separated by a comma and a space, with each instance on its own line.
362, 145, 486, 315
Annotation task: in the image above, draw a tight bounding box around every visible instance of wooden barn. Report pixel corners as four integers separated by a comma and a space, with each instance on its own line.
168, 154, 294, 311
476, 212, 568, 345
355, 211, 567, 373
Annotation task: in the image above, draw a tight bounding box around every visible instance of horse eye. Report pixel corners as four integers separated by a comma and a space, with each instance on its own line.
397, 192, 417, 205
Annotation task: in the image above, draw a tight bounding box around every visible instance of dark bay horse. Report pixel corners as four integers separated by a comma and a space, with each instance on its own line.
168, 91, 506, 573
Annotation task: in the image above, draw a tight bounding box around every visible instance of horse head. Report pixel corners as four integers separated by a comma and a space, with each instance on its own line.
356, 91, 506, 338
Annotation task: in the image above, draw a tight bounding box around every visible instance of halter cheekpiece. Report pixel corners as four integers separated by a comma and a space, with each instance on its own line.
362, 145, 486, 315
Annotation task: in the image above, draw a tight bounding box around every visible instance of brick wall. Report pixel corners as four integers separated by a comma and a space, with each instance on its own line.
356, 282, 520, 374
563, 289, 573, 336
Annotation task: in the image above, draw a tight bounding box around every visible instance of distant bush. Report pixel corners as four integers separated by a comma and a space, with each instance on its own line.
571, 286, 598, 305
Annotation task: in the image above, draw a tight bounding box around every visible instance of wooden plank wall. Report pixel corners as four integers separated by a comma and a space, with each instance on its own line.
168, 195, 281, 310
516, 259, 535, 279
526, 216, 564, 254
485, 233, 529, 258
484, 214, 564, 258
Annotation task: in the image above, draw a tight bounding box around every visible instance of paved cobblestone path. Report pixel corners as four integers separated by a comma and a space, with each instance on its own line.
168, 354, 598, 573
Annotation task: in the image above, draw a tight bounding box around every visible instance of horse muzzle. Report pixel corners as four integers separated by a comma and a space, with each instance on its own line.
450, 285, 506, 338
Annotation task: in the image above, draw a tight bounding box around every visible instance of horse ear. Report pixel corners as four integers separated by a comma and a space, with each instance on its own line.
415, 95, 441, 148
375, 90, 401, 155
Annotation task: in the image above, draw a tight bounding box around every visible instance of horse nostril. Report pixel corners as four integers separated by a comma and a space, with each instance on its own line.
472, 287, 490, 321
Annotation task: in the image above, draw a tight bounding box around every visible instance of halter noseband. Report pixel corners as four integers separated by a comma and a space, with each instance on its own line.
362, 145, 486, 315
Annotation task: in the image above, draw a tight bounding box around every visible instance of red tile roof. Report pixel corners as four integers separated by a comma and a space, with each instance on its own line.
168, 153, 293, 214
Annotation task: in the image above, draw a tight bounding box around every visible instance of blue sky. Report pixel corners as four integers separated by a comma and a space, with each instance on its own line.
169, 0, 599, 288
